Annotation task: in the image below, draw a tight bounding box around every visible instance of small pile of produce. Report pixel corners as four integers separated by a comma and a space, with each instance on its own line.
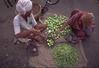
47, 37, 55, 47
52, 44, 79, 67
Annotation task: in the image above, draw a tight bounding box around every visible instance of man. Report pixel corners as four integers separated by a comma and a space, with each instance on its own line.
13, 0, 47, 53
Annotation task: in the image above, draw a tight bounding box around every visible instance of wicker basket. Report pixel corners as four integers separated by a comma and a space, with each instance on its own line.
32, 3, 42, 20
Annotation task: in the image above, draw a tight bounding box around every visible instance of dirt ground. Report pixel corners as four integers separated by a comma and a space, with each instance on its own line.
0, 0, 56, 67
0, 15, 56, 68
0, 0, 99, 68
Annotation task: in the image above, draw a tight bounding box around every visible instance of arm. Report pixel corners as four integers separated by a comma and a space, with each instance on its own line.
13, 18, 32, 38
15, 28, 41, 38
31, 14, 37, 26
13, 16, 41, 39
60, 13, 78, 31
15, 30, 32, 38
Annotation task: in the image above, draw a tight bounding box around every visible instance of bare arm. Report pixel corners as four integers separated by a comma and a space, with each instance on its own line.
15, 28, 41, 38
15, 29, 32, 38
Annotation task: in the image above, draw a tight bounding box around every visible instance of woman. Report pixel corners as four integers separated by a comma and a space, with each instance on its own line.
13, 0, 47, 53
61, 9, 95, 41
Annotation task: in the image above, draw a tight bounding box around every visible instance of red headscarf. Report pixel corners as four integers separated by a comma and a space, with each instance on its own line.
68, 9, 95, 40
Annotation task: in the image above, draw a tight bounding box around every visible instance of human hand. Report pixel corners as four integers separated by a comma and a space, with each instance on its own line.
32, 29, 41, 35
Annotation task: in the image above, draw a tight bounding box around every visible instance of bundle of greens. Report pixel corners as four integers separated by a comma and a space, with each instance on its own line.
52, 44, 79, 67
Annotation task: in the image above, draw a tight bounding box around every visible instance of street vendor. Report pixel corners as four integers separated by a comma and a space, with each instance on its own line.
13, 0, 47, 52
61, 9, 95, 40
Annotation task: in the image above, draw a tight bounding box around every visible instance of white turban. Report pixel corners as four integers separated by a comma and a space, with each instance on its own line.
16, 0, 32, 15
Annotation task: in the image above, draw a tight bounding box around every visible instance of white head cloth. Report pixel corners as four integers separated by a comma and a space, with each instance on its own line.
16, 0, 32, 15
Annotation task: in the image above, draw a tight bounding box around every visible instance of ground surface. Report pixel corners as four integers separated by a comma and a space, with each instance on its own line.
0, 0, 99, 68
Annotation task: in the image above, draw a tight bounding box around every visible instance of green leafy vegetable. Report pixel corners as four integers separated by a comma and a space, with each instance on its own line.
45, 14, 72, 47
45, 14, 70, 39
52, 44, 79, 67
47, 38, 55, 47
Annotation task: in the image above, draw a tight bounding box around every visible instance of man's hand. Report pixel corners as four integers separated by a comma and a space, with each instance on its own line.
31, 28, 41, 35
34, 23, 47, 32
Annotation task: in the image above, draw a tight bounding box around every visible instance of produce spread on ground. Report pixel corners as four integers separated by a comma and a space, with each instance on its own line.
44, 14, 79, 67
45, 14, 71, 47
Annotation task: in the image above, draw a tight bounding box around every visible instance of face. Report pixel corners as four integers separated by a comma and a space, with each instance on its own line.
21, 10, 32, 18
25, 10, 32, 17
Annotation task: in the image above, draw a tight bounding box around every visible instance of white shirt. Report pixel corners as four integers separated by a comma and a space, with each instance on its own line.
13, 14, 37, 35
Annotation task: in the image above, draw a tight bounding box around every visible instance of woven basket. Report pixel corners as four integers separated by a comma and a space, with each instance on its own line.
32, 3, 42, 20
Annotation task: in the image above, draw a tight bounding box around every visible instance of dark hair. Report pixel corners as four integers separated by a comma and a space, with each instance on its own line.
70, 9, 80, 17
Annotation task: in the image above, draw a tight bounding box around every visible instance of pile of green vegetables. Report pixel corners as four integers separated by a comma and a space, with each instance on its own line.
47, 37, 55, 47
52, 44, 79, 67
45, 14, 71, 47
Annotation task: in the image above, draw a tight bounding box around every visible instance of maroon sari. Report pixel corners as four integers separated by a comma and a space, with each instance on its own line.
68, 10, 86, 40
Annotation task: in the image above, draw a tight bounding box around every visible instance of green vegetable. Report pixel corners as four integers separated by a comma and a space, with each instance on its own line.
44, 14, 72, 47
45, 14, 69, 39
52, 44, 79, 67
60, 26, 72, 36
47, 38, 55, 47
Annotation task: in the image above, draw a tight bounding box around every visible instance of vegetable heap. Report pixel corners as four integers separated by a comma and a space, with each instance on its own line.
52, 44, 79, 67
45, 14, 71, 47
47, 37, 55, 47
